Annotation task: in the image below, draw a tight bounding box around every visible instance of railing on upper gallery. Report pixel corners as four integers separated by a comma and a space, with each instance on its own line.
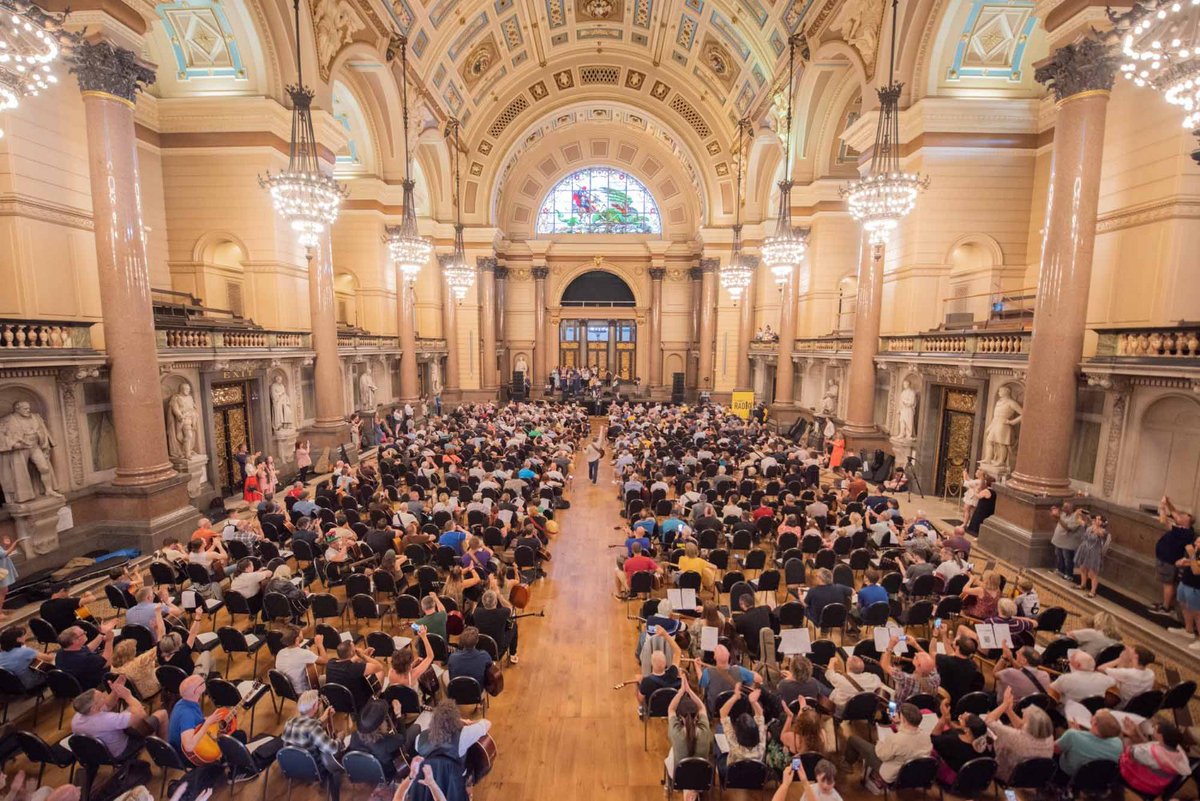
414, 338, 449, 353
336, 328, 400, 351
157, 327, 311, 351
1093, 324, 1200, 360
0, 319, 95, 353
792, 334, 855, 354
879, 329, 1031, 357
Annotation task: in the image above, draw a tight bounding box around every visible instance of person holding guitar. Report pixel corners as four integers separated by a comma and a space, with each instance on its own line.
171, 674, 238, 763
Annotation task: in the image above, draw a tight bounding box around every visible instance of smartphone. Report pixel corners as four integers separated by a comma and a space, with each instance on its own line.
791, 757, 802, 773
888, 700, 897, 716
899, 634, 908, 642
934, 617, 942, 629
1004, 790, 1017, 801
411, 623, 421, 633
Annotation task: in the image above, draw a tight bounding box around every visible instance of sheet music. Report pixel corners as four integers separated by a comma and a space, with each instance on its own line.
340, 631, 354, 642
1064, 700, 1092, 728
196, 632, 218, 646
993, 624, 1013, 648
714, 733, 730, 754
181, 591, 197, 609
237, 680, 258, 700
667, 588, 697, 610
974, 623, 998, 651
779, 628, 812, 655
700, 626, 719, 652
873, 625, 908, 655
392, 636, 413, 650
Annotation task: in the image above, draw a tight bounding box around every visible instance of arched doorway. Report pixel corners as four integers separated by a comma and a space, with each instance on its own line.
557, 270, 638, 379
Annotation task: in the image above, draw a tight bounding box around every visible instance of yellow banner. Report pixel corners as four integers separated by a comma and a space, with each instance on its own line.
731, 390, 755, 420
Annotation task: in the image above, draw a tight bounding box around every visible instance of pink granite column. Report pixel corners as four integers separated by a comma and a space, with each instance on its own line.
697, 258, 718, 394
737, 260, 757, 391
72, 41, 176, 486
532, 266, 549, 393
478, 257, 499, 391
438, 256, 461, 395
1008, 40, 1118, 497
843, 238, 884, 434
496, 266, 509, 381
309, 236, 347, 433
686, 266, 701, 392
774, 262, 798, 405
648, 267, 665, 389
396, 274, 420, 402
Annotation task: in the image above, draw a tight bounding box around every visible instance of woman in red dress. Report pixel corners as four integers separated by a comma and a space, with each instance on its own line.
243, 464, 264, 504
829, 430, 846, 469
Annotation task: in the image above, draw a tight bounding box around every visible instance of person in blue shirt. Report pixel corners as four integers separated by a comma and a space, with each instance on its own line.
438, 525, 469, 555
622, 528, 652, 557
853, 568, 889, 624
632, 509, 656, 539
517, 464, 538, 481
660, 509, 685, 545
0, 625, 52, 688
447, 627, 493, 688
167, 675, 210, 755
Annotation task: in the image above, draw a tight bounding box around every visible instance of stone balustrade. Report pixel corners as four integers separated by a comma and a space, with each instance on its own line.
157, 327, 312, 352
337, 333, 399, 351
415, 338, 449, 353
880, 330, 1030, 357
793, 335, 854, 353
0, 320, 94, 351
1095, 325, 1200, 359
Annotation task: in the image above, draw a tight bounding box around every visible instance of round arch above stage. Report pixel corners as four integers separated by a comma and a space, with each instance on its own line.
550, 261, 646, 308
560, 270, 637, 306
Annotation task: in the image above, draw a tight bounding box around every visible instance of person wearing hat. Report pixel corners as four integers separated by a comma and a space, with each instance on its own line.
347, 698, 408, 780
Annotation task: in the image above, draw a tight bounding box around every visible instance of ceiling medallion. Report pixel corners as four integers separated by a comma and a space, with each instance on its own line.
584, 0, 614, 17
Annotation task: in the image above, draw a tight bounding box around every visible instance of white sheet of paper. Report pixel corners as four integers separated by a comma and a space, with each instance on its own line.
993, 624, 1014, 648
392, 636, 413, 650
700, 625, 719, 651
714, 733, 730, 754
780, 628, 812, 655
339, 631, 353, 643
181, 591, 197, 609
1064, 700, 1092, 728
196, 632, 218, 646
237, 680, 257, 699
873, 625, 908, 655
974, 624, 999, 651
205, 598, 222, 610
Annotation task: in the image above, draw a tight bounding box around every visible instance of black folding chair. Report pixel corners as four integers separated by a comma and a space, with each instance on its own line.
884, 756, 937, 800
643, 686, 674, 750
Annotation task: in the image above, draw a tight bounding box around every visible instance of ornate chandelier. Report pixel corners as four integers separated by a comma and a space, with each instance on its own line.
1109, 0, 1200, 162
0, 1, 74, 139
384, 34, 431, 284
721, 117, 754, 302
762, 34, 808, 283
442, 117, 474, 301
841, 0, 928, 245
259, 0, 346, 250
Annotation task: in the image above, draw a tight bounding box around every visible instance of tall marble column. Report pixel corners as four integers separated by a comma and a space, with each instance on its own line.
437, 256, 461, 395
696, 258, 719, 394
843, 238, 885, 434
648, 267, 665, 390
774, 263, 798, 405
1007, 39, 1117, 497
737, 260, 757, 391
532, 266, 549, 393
396, 275, 420, 402
495, 266, 509, 381
71, 41, 176, 486
308, 236, 348, 436
478, 257, 499, 392
686, 266, 702, 392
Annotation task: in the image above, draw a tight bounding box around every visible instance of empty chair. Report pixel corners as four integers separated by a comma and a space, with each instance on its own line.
343, 751, 388, 792
0, 666, 41, 724
447, 675, 488, 716
724, 759, 768, 791
778, 601, 807, 629
218, 733, 278, 799
882, 756, 937, 800
274, 746, 326, 801
217, 626, 267, 678
1069, 758, 1121, 800
15, 731, 75, 789
997, 756, 1056, 795
947, 757, 997, 799
643, 686, 674, 750
668, 756, 713, 797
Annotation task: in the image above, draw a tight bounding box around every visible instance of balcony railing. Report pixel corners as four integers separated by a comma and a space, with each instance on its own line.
337, 333, 399, 350
0, 319, 95, 352
158, 327, 311, 352
793, 335, 854, 354
880, 330, 1030, 357
1094, 324, 1200, 360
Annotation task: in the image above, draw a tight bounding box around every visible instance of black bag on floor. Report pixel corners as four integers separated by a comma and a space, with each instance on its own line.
90, 759, 152, 801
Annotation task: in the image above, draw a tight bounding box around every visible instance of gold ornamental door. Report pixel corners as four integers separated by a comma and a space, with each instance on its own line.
935, 387, 977, 496
211, 381, 252, 495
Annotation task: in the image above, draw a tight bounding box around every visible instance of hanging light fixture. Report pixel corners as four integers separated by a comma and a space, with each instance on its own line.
384, 34, 431, 284
259, 0, 347, 250
1108, 2, 1200, 163
442, 117, 474, 301
721, 117, 754, 302
0, 1, 74, 139
761, 34, 809, 284
840, 0, 928, 245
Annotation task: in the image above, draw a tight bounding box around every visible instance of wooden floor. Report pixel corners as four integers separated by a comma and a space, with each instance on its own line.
10, 432, 1047, 801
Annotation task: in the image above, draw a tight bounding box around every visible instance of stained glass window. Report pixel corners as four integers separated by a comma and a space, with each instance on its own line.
536, 167, 662, 234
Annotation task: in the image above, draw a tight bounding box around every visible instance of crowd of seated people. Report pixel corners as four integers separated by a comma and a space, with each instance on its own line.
0, 401, 587, 801
602, 400, 1198, 800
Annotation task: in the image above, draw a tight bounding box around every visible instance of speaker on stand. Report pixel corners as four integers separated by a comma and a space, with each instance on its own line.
512, 370, 526, 400
670, 372, 685, 404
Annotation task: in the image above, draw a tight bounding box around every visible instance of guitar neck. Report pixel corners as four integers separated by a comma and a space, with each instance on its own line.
512, 611, 545, 620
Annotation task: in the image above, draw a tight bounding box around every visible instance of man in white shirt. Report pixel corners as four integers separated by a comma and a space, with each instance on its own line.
1049, 650, 1117, 704
275, 625, 327, 692
1099, 645, 1157, 707
229, 558, 273, 613
826, 654, 886, 713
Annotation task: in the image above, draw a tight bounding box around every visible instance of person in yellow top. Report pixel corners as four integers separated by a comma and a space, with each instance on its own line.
676, 542, 716, 591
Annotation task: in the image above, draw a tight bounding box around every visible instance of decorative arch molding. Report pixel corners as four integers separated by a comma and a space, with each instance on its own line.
810, 75, 867, 179
329, 74, 382, 176
191, 231, 251, 266
550, 260, 646, 308
943, 233, 1005, 270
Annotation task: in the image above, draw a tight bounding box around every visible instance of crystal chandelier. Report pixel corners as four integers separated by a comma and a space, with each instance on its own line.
442, 118, 474, 301
259, 0, 347, 250
384, 34, 431, 284
0, 1, 74, 139
762, 34, 808, 283
1109, 0, 1200, 163
721, 117, 754, 302
841, 0, 928, 245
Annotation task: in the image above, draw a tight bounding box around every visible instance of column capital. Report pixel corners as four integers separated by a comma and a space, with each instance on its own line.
532, 266, 550, 280
477, 256, 497, 272
495, 266, 509, 280
649, 267, 667, 281
699, 257, 720, 273
68, 39, 156, 103
689, 267, 703, 281
1034, 37, 1119, 103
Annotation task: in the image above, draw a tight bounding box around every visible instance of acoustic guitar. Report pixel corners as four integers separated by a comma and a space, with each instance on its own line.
183, 707, 238, 765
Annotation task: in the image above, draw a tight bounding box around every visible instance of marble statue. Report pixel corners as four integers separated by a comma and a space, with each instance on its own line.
982, 386, 1023, 468
0, 401, 61, 502
431, 361, 443, 395
270, 375, 294, 431
820, 379, 840, 416
515, 354, 529, 375
167, 383, 200, 459
896, 379, 918, 440
359, 369, 378, 410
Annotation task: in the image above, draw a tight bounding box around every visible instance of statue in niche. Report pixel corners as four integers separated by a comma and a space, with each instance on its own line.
820, 379, 840, 416
431, 361, 443, 395
0, 400, 61, 503
896, 379, 918, 440
167, 383, 201, 459
270, 375, 294, 432
359, 369, 378, 410
515, 354, 529, 375
982, 385, 1023, 468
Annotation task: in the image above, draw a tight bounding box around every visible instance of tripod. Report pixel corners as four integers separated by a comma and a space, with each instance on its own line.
906, 454, 927, 502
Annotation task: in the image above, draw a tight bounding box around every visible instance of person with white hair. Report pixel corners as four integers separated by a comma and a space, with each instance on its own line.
282, 689, 342, 797
984, 686, 1055, 782
1048, 649, 1116, 704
